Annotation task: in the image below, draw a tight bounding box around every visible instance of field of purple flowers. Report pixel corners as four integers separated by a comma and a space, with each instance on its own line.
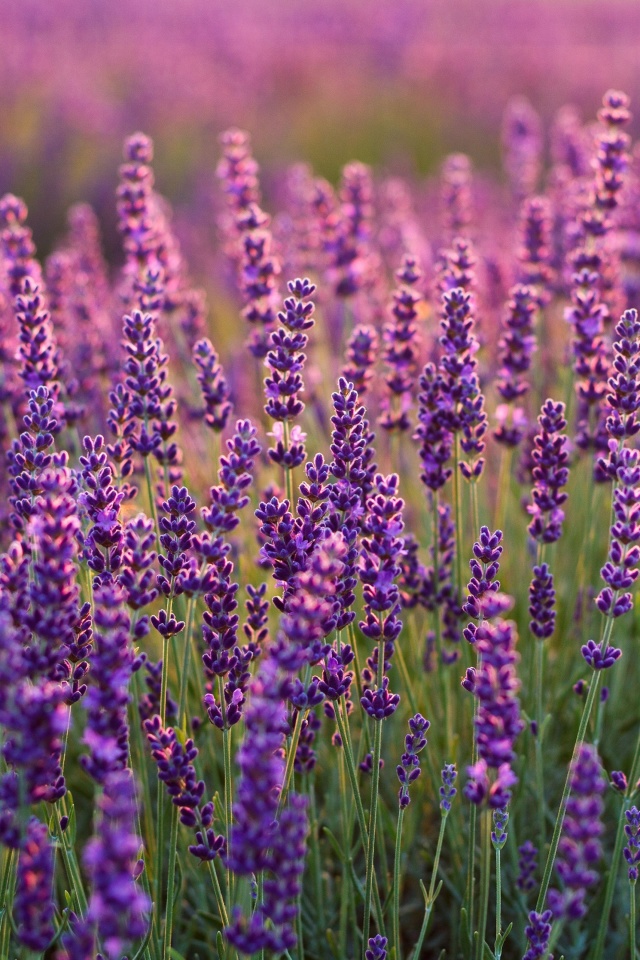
3, 5, 640, 960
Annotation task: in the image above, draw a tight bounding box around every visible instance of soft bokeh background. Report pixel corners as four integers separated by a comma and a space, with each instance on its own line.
2, 0, 640, 261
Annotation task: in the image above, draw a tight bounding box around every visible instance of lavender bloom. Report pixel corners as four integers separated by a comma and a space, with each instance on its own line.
465, 617, 524, 808
397, 713, 430, 808
527, 399, 570, 544
517, 197, 553, 307
379, 255, 422, 432
492, 807, 509, 849
441, 153, 473, 239
192, 337, 232, 432
0, 193, 43, 298
156, 484, 196, 600
440, 763, 458, 813
502, 96, 542, 202
494, 285, 537, 447
118, 513, 158, 611
437, 237, 477, 297
79, 434, 124, 581
144, 717, 223, 859
596, 307, 640, 481
117, 133, 161, 301
81, 770, 151, 960
14, 817, 55, 950
366, 935, 388, 960
462, 527, 507, 636
216, 128, 261, 221
264, 277, 315, 469
522, 910, 553, 960
14, 276, 62, 404
592, 91, 632, 231
549, 743, 605, 920
415, 363, 454, 491
238, 207, 282, 358
517, 841, 538, 892
226, 656, 307, 954
138, 658, 177, 724
341, 324, 379, 397
81, 583, 138, 785
439, 287, 487, 480
611, 770, 628, 793
529, 562, 556, 639
624, 807, 640, 882
7, 386, 61, 537
359, 474, 404, 716
326, 161, 375, 298
595, 446, 640, 620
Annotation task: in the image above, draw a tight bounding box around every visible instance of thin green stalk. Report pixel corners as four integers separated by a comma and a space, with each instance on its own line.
431, 490, 451, 744
0, 847, 16, 958
494, 447, 513, 534
338, 748, 352, 957
534, 668, 603, 915
163, 804, 180, 960
410, 812, 449, 958
54, 803, 88, 916
631, 879, 637, 960
452, 438, 464, 606
207, 860, 230, 927
591, 729, 640, 958
494, 846, 503, 960
143, 455, 160, 541
306, 776, 326, 951
362, 716, 383, 957
534, 635, 546, 853
393, 805, 405, 960
218, 678, 234, 902
177, 590, 199, 732
476, 808, 491, 960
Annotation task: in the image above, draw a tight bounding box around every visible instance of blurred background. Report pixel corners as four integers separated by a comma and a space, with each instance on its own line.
2, 0, 640, 263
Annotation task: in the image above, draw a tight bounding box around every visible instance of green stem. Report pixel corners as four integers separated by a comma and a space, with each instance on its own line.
177, 590, 199, 732
534, 668, 603, 915
362, 716, 383, 957
453, 437, 464, 606
54, 803, 88, 916
476, 808, 491, 960
163, 804, 180, 960
393, 806, 405, 960
411, 813, 449, 958
495, 846, 503, 960
534, 635, 546, 853
207, 860, 230, 927
219, 677, 234, 904
631, 880, 637, 960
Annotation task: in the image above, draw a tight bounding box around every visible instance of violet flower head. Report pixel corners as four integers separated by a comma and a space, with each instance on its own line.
264, 277, 316, 469
624, 806, 640, 882
415, 363, 454, 491
0, 193, 42, 297
529, 562, 556, 640
523, 910, 553, 960
397, 713, 429, 808
81, 770, 151, 960
366, 935, 388, 960
592, 90, 631, 230
359, 473, 404, 716
326, 160, 375, 297
192, 337, 232, 432
14, 276, 62, 405
462, 526, 507, 636
439, 286, 487, 480
595, 445, 640, 620
517, 197, 552, 307
597, 307, 640, 481
118, 513, 158, 611
527, 399, 570, 544
7, 386, 61, 537
502, 96, 542, 202
549, 743, 605, 920
79, 434, 124, 582
441, 153, 473, 239
494, 285, 536, 448
14, 817, 55, 951
216, 128, 261, 217
341, 324, 379, 397
517, 841, 538, 892
379, 254, 422, 432
440, 763, 458, 813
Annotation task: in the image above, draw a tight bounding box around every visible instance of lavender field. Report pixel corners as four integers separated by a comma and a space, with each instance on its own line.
2, 3, 640, 960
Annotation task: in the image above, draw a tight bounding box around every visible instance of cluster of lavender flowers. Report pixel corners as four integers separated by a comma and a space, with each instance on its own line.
2, 84, 640, 960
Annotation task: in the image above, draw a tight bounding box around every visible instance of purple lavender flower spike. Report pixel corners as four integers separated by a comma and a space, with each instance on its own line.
342, 325, 378, 397
118, 513, 158, 612
596, 307, 640, 481
522, 909, 553, 960
366, 934, 388, 960
440, 763, 458, 813
359, 473, 404, 713
379, 255, 422, 432
527, 399, 570, 544
517, 841, 538, 892
15, 817, 55, 951
502, 96, 542, 202
441, 153, 473, 240
264, 277, 315, 469
596, 446, 640, 620
518, 197, 552, 307
415, 363, 454, 491
462, 526, 504, 630
529, 562, 556, 640
624, 807, 640, 881
397, 713, 429, 808
79, 434, 124, 582
7, 386, 61, 537
611, 770, 628, 793
494, 285, 537, 447
548, 743, 605, 920
81, 770, 151, 960
192, 337, 232, 432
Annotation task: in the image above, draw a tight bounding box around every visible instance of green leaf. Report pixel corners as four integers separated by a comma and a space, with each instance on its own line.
321, 826, 347, 864
131, 904, 155, 960
495, 921, 513, 951
216, 930, 226, 960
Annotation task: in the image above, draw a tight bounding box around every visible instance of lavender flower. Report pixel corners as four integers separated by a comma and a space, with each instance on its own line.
494, 285, 537, 447
366, 935, 388, 960
502, 96, 542, 202
15, 817, 55, 950
549, 743, 605, 920
529, 562, 556, 640
517, 841, 538, 892
342, 324, 379, 397
595, 446, 640, 621
440, 763, 458, 813
396, 713, 429, 807
517, 197, 552, 307
359, 474, 404, 716
192, 337, 232, 432
264, 277, 315, 469
379, 255, 422, 432
441, 153, 473, 239
596, 307, 640, 481
527, 399, 570, 543
415, 363, 454, 491
522, 910, 553, 960
624, 807, 640, 882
